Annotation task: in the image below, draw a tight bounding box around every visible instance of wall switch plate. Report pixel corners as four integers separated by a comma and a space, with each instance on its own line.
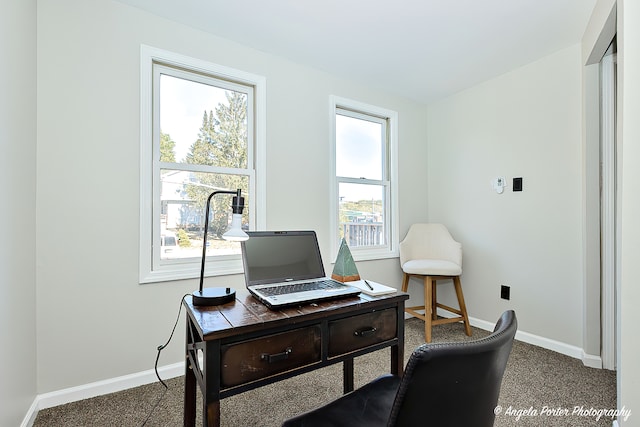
501, 285, 510, 300
513, 177, 523, 191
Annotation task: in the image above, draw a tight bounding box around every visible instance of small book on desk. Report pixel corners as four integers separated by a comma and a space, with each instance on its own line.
348, 280, 397, 296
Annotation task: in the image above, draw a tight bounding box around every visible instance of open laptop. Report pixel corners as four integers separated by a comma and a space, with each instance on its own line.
241, 230, 361, 309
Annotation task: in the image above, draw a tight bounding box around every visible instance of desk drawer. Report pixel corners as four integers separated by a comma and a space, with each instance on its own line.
328, 308, 397, 357
221, 326, 321, 388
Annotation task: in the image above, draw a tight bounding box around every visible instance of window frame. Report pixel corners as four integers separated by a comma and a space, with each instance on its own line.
329, 95, 399, 261
139, 45, 266, 284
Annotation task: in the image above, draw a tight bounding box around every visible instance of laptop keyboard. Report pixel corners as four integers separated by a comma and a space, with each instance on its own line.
259, 280, 345, 297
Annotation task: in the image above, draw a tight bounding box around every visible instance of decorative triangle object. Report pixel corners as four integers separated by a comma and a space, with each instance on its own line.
331, 238, 361, 282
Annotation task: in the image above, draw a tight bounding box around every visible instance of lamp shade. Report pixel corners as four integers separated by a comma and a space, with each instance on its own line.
222, 213, 249, 241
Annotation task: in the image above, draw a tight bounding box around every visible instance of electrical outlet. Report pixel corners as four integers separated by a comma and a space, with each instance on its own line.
513, 177, 523, 192
500, 285, 510, 300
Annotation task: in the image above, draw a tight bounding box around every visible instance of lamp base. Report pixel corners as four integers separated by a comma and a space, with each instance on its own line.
192, 287, 236, 306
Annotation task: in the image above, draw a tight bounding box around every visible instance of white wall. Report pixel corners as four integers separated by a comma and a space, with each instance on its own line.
618, 0, 640, 423
35, 0, 428, 393
0, 0, 38, 425
426, 45, 584, 347
32, 0, 637, 415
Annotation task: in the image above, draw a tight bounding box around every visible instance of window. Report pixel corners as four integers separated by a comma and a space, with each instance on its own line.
330, 96, 398, 261
140, 46, 265, 283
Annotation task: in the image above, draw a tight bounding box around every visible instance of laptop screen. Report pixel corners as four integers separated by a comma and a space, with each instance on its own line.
241, 231, 326, 286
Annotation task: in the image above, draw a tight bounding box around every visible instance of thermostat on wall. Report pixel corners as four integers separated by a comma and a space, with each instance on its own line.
492, 176, 506, 194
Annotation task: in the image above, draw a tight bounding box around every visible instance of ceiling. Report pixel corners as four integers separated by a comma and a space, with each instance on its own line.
116, 0, 596, 104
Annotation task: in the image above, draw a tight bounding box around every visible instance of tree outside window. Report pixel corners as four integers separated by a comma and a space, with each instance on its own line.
140, 46, 264, 284
158, 72, 251, 261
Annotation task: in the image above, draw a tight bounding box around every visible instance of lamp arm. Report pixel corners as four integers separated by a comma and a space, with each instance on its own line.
199, 189, 244, 292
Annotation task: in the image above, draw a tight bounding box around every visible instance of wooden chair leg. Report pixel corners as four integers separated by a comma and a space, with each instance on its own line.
401, 273, 410, 293
453, 276, 472, 337
424, 276, 433, 343
404, 273, 470, 342
431, 279, 438, 320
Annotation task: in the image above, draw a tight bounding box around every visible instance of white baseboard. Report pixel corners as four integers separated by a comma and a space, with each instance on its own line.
21, 362, 184, 427
435, 310, 601, 367
582, 350, 603, 369
20, 399, 40, 427
21, 313, 605, 426
470, 315, 584, 357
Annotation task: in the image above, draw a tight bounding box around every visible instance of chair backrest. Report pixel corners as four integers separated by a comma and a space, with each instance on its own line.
388, 310, 517, 427
399, 223, 462, 267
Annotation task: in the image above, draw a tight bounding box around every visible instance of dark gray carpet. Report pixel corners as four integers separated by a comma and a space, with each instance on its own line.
34, 318, 617, 426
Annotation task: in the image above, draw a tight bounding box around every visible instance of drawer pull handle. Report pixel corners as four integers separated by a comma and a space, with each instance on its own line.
261, 347, 292, 363
354, 327, 377, 337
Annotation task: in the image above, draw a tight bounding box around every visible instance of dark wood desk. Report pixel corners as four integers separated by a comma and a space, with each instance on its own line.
183, 288, 409, 427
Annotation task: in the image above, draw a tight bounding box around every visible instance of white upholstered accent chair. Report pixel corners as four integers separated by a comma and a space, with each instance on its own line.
400, 223, 471, 342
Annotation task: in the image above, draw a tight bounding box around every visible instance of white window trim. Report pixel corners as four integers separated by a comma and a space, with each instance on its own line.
329, 95, 399, 262
139, 45, 266, 284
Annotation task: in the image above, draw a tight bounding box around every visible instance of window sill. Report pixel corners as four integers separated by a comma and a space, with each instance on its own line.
139, 257, 244, 284
346, 248, 399, 263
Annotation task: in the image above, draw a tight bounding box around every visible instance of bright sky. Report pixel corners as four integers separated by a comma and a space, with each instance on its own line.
335, 114, 383, 201
159, 74, 228, 162
160, 74, 384, 203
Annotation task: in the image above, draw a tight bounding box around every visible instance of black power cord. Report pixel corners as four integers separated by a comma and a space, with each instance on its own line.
141, 294, 190, 426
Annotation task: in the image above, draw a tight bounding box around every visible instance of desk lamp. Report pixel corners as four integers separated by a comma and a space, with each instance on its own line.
192, 189, 249, 306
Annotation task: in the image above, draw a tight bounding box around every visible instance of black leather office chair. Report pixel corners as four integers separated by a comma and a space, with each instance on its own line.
282, 310, 517, 427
